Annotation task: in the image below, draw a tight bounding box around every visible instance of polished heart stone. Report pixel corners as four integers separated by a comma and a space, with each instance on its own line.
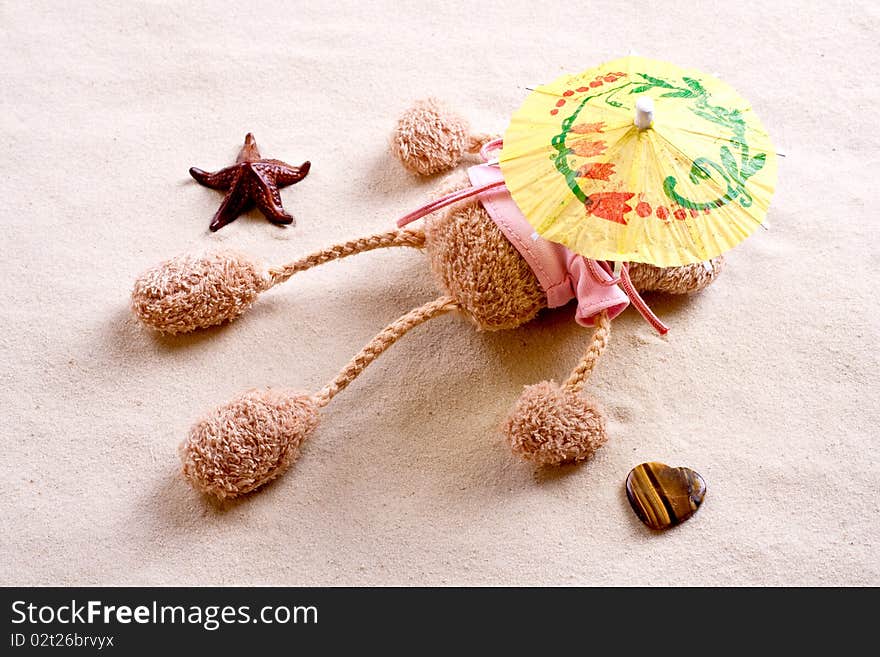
625, 462, 706, 530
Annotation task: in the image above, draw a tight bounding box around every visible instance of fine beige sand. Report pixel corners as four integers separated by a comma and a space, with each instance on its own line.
1, 1, 877, 586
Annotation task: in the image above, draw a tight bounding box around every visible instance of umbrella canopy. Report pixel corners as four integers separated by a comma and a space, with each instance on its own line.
499, 56, 778, 267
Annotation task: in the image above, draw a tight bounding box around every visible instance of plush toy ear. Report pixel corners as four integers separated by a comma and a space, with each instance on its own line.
391, 98, 492, 176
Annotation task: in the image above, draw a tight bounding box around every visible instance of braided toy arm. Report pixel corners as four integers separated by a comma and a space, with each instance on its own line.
131, 228, 426, 334
267, 228, 425, 287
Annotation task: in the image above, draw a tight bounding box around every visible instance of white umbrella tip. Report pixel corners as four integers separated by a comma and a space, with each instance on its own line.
634, 95, 654, 130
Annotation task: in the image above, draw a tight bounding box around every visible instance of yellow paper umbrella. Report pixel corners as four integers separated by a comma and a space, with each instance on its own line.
499, 56, 778, 267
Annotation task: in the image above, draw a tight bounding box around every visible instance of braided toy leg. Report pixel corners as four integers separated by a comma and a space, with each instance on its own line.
313, 295, 458, 407
563, 311, 611, 393
181, 295, 458, 499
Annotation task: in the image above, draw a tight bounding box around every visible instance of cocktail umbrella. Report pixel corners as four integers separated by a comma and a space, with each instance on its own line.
499, 55, 778, 268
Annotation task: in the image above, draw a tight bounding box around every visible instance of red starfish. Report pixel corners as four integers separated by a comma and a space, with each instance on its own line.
189, 133, 310, 232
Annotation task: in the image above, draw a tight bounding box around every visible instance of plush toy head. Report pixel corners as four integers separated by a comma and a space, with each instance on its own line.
424, 175, 546, 331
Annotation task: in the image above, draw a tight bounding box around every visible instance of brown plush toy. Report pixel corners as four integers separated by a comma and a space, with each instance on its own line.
131, 98, 722, 499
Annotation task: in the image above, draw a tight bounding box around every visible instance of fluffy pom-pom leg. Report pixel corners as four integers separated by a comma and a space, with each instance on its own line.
131, 250, 270, 334
503, 311, 611, 466
181, 389, 320, 499
504, 381, 608, 466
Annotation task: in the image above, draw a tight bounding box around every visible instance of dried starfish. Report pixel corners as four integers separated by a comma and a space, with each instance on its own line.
189, 133, 310, 232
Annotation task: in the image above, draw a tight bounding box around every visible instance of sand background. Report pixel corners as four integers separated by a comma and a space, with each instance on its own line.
1, 0, 877, 585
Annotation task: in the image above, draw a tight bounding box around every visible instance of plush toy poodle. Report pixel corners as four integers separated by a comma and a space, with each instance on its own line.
131, 98, 722, 498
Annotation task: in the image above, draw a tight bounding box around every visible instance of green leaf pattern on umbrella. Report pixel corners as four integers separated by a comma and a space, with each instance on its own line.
551, 72, 767, 215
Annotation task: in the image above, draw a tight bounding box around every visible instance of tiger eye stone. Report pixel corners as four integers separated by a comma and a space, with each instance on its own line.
625, 462, 706, 530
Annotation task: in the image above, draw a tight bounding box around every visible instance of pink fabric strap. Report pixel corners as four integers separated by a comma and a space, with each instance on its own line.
587, 259, 620, 287
576, 258, 669, 333
479, 137, 504, 161
396, 180, 506, 228
618, 264, 669, 334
